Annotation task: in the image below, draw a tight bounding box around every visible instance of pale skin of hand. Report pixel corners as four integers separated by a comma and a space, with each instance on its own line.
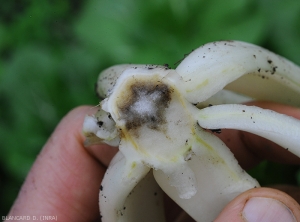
6, 102, 300, 222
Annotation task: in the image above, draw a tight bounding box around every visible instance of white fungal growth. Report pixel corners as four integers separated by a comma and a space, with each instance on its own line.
82, 41, 300, 222
131, 91, 160, 117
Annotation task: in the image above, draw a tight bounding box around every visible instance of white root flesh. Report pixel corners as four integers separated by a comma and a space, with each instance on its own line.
82, 40, 300, 222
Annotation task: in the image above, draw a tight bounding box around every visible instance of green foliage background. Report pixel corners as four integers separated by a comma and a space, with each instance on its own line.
1, 0, 300, 216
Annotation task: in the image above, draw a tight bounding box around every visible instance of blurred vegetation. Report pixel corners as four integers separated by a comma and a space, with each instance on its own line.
1, 0, 300, 216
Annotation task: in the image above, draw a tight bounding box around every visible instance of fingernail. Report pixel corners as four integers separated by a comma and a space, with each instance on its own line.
242, 197, 296, 222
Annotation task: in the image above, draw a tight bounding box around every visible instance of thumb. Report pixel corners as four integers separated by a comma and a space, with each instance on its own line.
215, 188, 300, 222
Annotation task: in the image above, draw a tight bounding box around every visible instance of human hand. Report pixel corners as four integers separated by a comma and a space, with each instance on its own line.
6, 103, 300, 221
6, 106, 118, 221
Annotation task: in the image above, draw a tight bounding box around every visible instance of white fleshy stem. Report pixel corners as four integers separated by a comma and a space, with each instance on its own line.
99, 152, 159, 222
96, 64, 167, 98
176, 41, 300, 106
196, 89, 253, 108
119, 171, 166, 222
197, 104, 300, 157
154, 127, 259, 221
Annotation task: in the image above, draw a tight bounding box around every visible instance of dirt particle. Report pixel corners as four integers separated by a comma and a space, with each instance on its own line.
163, 64, 170, 69
210, 129, 222, 134
271, 66, 277, 74
97, 121, 104, 127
